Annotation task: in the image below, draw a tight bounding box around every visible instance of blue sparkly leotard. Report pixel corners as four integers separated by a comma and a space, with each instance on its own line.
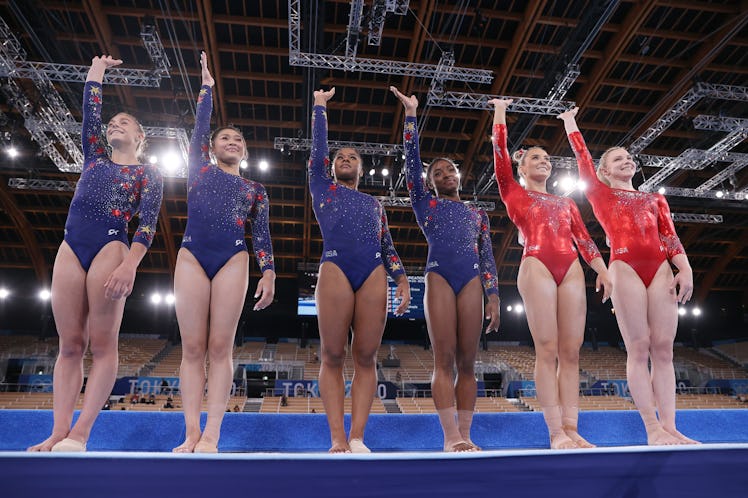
63, 81, 163, 271
309, 105, 405, 291
402, 116, 499, 297
181, 85, 275, 280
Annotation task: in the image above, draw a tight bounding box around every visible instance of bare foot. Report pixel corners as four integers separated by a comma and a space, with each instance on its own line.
50, 437, 87, 452
464, 439, 481, 451
329, 441, 351, 453
563, 427, 596, 448
194, 441, 218, 453
550, 432, 578, 450
348, 438, 371, 453
27, 433, 68, 452
664, 427, 700, 445
194, 434, 219, 453
172, 434, 201, 453
445, 440, 478, 452
646, 426, 682, 445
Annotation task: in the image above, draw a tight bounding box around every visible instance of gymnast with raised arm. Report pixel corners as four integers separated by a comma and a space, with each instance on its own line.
490, 98, 611, 449
391, 86, 499, 452
559, 107, 697, 445
172, 52, 275, 453
28, 55, 163, 452
309, 87, 410, 453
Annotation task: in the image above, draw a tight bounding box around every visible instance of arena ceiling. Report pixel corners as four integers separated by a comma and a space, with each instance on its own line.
0, 0, 746, 304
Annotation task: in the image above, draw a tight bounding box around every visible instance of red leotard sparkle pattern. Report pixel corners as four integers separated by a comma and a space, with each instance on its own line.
492, 124, 601, 285
567, 131, 684, 287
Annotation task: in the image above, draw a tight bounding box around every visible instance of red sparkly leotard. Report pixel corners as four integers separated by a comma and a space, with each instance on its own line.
567, 131, 685, 287
492, 124, 601, 285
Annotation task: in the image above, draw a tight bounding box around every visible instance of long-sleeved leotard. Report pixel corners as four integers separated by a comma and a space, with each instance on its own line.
181, 85, 274, 280
64, 81, 163, 271
492, 124, 601, 286
403, 116, 499, 297
309, 105, 405, 291
567, 131, 684, 287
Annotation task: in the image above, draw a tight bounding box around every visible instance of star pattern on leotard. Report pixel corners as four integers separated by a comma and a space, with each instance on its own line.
308, 105, 405, 283
70, 81, 163, 249
403, 115, 499, 297
183, 84, 275, 274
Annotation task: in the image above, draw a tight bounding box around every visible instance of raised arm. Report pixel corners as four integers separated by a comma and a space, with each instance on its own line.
557, 107, 605, 193
309, 88, 336, 193
82, 56, 121, 160
189, 51, 215, 182
85, 54, 122, 84
488, 98, 520, 199
390, 86, 429, 203
248, 183, 276, 310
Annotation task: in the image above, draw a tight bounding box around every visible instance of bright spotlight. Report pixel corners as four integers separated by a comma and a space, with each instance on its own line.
162, 152, 181, 173
150, 293, 162, 305
577, 180, 587, 192
678, 307, 686, 316
369, 168, 375, 176
506, 305, 513, 312
240, 160, 248, 169
38, 289, 51, 301
381, 168, 389, 177
258, 160, 269, 171
715, 191, 724, 198
148, 155, 158, 164
164, 294, 175, 305
514, 304, 524, 314
6, 146, 18, 158
552, 181, 558, 188
692, 307, 701, 317
0, 288, 9, 299
560, 176, 575, 191
658, 187, 666, 195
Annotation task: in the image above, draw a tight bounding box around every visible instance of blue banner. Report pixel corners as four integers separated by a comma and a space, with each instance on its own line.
706, 379, 748, 395
18, 374, 53, 392
111, 376, 180, 395
506, 380, 536, 398
273, 380, 398, 399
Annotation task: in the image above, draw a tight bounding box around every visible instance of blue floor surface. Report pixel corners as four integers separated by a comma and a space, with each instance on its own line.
1, 409, 747, 497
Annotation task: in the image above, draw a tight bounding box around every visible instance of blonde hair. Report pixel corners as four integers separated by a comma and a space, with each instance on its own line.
597, 147, 627, 187
110, 112, 147, 161
511, 146, 546, 180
